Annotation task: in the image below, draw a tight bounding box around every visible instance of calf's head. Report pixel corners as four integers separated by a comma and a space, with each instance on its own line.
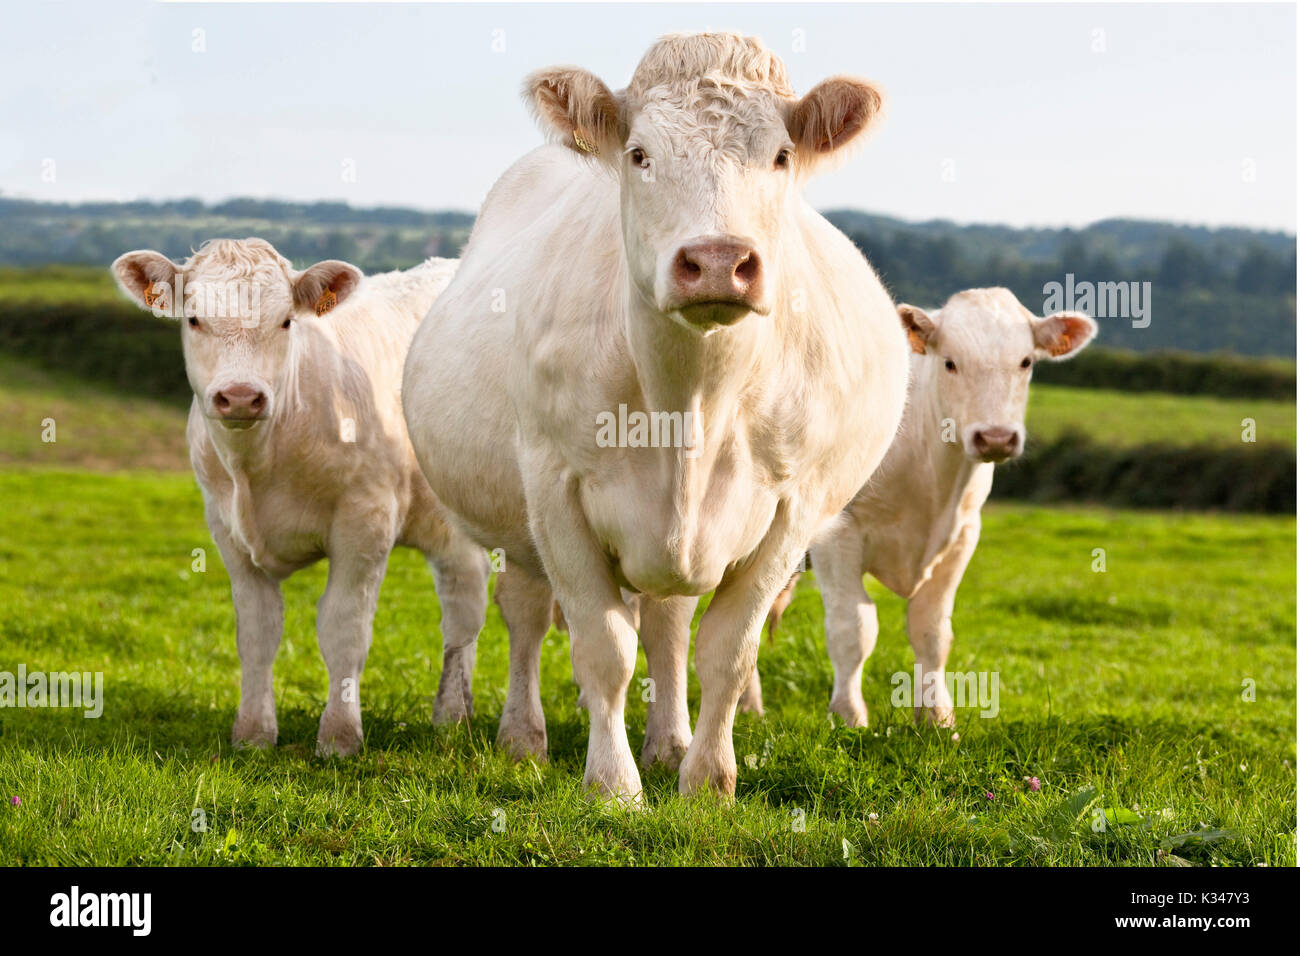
898, 288, 1097, 463
526, 32, 882, 330
112, 239, 361, 429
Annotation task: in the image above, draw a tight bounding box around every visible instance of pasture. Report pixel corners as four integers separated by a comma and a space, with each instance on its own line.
0, 465, 1293, 866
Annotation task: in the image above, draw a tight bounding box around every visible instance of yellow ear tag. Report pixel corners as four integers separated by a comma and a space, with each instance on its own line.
314, 289, 337, 316
572, 128, 598, 155
142, 281, 161, 308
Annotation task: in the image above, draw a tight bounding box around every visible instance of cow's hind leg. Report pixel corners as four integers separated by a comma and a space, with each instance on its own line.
639, 595, 696, 771
494, 569, 553, 761
905, 520, 980, 728
428, 539, 490, 725
813, 533, 875, 728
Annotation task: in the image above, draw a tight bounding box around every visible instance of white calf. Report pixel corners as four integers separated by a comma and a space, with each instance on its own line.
113, 239, 487, 754
748, 288, 1097, 725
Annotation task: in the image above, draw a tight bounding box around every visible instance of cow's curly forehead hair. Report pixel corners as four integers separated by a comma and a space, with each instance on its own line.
624, 32, 795, 108
182, 238, 293, 287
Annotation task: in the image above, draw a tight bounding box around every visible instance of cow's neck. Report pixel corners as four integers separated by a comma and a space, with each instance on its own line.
204, 416, 282, 564
626, 297, 769, 462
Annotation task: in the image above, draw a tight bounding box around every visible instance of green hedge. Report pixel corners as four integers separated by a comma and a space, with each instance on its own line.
0, 302, 189, 406
1033, 346, 1295, 401
991, 429, 1295, 512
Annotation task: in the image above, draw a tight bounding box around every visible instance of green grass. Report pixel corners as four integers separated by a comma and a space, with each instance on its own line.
0, 355, 188, 470
0, 470, 1293, 865
1028, 384, 1295, 449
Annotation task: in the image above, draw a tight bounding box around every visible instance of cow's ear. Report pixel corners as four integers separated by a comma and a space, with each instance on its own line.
788, 77, 883, 164
292, 260, 363, 316
897, 303, 936, 355
1033, 311, 1097, 360
525, 67, 623, 159
112, 250, 180, 313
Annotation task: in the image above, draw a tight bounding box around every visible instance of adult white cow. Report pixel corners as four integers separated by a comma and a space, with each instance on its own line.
112, 239, 488, 755
403, 33, 909, 801
746, 288, 1097, 725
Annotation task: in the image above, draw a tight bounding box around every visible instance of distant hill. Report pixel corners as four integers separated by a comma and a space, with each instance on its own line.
0, 197, 1293, 357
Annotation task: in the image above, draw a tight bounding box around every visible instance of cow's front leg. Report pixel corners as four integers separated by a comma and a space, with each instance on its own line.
493, 568, 553, 761
526, 469, 642, 805
427, 538, 490, 725
811, 532, 874, 727
212, 521, 284, 748
316, 528, 391, 756
639, 595, 696, 771
905, 520, 980, 727
680, 510, 809, 797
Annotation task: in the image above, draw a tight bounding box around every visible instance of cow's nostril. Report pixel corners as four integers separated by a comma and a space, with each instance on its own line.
214, 392, 231, 412
735, 252, 759, 286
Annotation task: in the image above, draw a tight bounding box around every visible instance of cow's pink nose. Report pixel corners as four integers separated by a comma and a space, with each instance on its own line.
671, 240, 763, 312
214, 384, 267, 420
972, 427, 1020, 461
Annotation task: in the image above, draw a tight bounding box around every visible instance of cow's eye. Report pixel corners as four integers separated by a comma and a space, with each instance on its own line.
188, 316, 199, 329
1020, 356, 1032, 369
282, 318, 292, 330
944, 359, 957, 373
774, 148, 792, 169
629, 148, 648, 168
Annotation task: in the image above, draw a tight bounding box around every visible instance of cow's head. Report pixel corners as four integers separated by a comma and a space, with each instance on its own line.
112, 239, 361, 429
526, 32, 882, 331
898, 288, 1097, 463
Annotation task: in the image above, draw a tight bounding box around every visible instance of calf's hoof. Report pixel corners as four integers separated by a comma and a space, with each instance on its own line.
584, 758, 644, 810
316, 708, 363, 757
914, 705, 956, 729
231, 714, 277, 749
640, 731, 691, 772
829, 696, 869, 728
497, 718, 548, 763
736, 687, 765, 717
432, 692, 473, 726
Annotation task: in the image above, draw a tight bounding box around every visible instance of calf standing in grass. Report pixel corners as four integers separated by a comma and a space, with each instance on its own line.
112, 239, 488, 755
748, 288, 1097, 725
404, 33, 909, 801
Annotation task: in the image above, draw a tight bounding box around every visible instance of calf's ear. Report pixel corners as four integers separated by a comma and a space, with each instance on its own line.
525, 67, 623, 159
789, 77, 883, 165
897, 303, 936, 355
1032, 311, 1098, 360
112, 250, 180, 312
293, 260, 363, 316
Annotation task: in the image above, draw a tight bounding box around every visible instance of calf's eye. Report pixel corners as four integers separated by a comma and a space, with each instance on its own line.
282, 318, 292, 329
944, 359, 957, 373
775, 148, 792, 169
1020, 357, 1032, 369
188, 316, 199, 329
630, 148, 647, 168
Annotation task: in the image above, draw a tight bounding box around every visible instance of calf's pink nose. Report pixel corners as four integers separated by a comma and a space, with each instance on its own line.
972, 427, 1020, 460
214, 384, 267, 420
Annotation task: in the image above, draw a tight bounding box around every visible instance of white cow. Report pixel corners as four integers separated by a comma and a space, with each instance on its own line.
746, 288, 1097, 725
112, 239, 488, 755
403, 33, 909, 802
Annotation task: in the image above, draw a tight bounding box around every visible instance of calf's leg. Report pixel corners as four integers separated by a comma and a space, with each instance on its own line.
812, 534, 875, 727
905, 520, 980, 727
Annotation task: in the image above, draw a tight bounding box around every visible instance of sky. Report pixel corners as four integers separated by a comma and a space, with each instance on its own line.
1, 1, 1295, 232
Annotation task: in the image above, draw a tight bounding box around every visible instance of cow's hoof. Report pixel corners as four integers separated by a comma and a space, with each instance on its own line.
497, 720, 548, 763
584, 762, 644, 809
316, 710, 363, 757
432, 694, 473, 726
830, 697, 868, 728
914, 706, 956, 729
678, 750, 737, 800
640, 731, 690, 772
231, 715, 277, 749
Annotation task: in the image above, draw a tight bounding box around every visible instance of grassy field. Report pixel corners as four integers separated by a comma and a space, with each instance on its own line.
0, 469, 1292, 866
